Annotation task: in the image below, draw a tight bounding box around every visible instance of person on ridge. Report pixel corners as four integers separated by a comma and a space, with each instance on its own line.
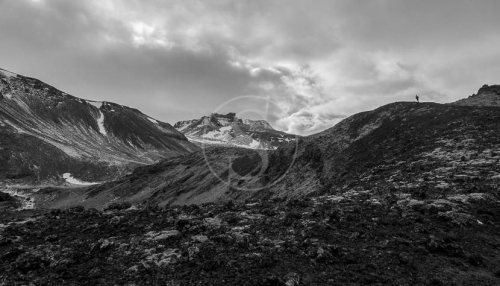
415, 94, 419, 103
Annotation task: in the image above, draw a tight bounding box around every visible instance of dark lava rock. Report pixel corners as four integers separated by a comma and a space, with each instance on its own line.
68, 206, 85, 213
105, 202, 132, 211
0, 191, 15, 202
0, 193, 499, 285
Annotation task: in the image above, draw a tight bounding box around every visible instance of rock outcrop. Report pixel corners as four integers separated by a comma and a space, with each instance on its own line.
453, 84, 500, 107
1, 194, 499, 285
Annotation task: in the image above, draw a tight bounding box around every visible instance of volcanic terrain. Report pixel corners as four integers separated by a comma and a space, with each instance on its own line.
1, 84, 500, 285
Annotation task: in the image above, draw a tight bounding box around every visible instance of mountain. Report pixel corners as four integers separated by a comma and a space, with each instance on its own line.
3, 86, 500, 285
452, 84, 500, 107
29, 84, 500, 210
0, 67, 198, 187
173, 112, 297, 149
3, 84, 500, 285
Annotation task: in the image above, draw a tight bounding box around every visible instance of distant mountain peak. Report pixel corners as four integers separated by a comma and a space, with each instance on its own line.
174, 112, 296, 149
243, 119, 274, 131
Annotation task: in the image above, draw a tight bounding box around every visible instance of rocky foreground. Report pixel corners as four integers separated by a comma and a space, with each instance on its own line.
1, 190, 500, 285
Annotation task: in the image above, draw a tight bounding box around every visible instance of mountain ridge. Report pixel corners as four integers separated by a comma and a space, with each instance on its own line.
452, 84, 500, 107
174, 112, 297, 150
27, 84, 500, 209
2, 85, 500, 285
0, 68, 198, 187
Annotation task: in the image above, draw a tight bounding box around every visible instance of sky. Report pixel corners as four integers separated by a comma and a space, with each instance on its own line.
1, 0, 500, 135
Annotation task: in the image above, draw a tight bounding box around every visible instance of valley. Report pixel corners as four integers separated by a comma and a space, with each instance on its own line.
2, 73, 500, 284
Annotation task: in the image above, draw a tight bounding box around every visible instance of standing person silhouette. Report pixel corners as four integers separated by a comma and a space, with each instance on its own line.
415, 94, 419, 103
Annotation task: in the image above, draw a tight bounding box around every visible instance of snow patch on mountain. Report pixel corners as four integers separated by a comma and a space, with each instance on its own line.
147, 117, 159, 124
249, 139, 261, 148
178, 124, 189, 131
178, 122, 194, 131
87, 101, 103, 109
96, 110, 107, 135
277, 137, 294, 143
202, 126, 232, 139
63, 173, 98, 185
185, 135, 228, 146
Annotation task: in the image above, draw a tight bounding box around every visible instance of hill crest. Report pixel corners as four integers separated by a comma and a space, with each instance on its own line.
452, 84, 500, 107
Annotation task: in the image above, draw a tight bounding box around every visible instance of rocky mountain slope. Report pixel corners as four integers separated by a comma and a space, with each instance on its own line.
0, 68, 197, 187
3, 84, 500, 285
29, 84, 500, 211
453, 84, 500, 107
174, 112, 297, 150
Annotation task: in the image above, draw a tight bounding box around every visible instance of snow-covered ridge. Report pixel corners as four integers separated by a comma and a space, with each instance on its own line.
174, 112, 296, 150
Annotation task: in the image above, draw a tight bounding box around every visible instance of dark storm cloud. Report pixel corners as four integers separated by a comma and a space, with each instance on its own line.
1, 0, 500, 135
0, 0, 285, 122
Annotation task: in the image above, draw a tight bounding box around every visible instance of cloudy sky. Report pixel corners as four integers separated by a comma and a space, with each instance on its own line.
1, 0, 500, 135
